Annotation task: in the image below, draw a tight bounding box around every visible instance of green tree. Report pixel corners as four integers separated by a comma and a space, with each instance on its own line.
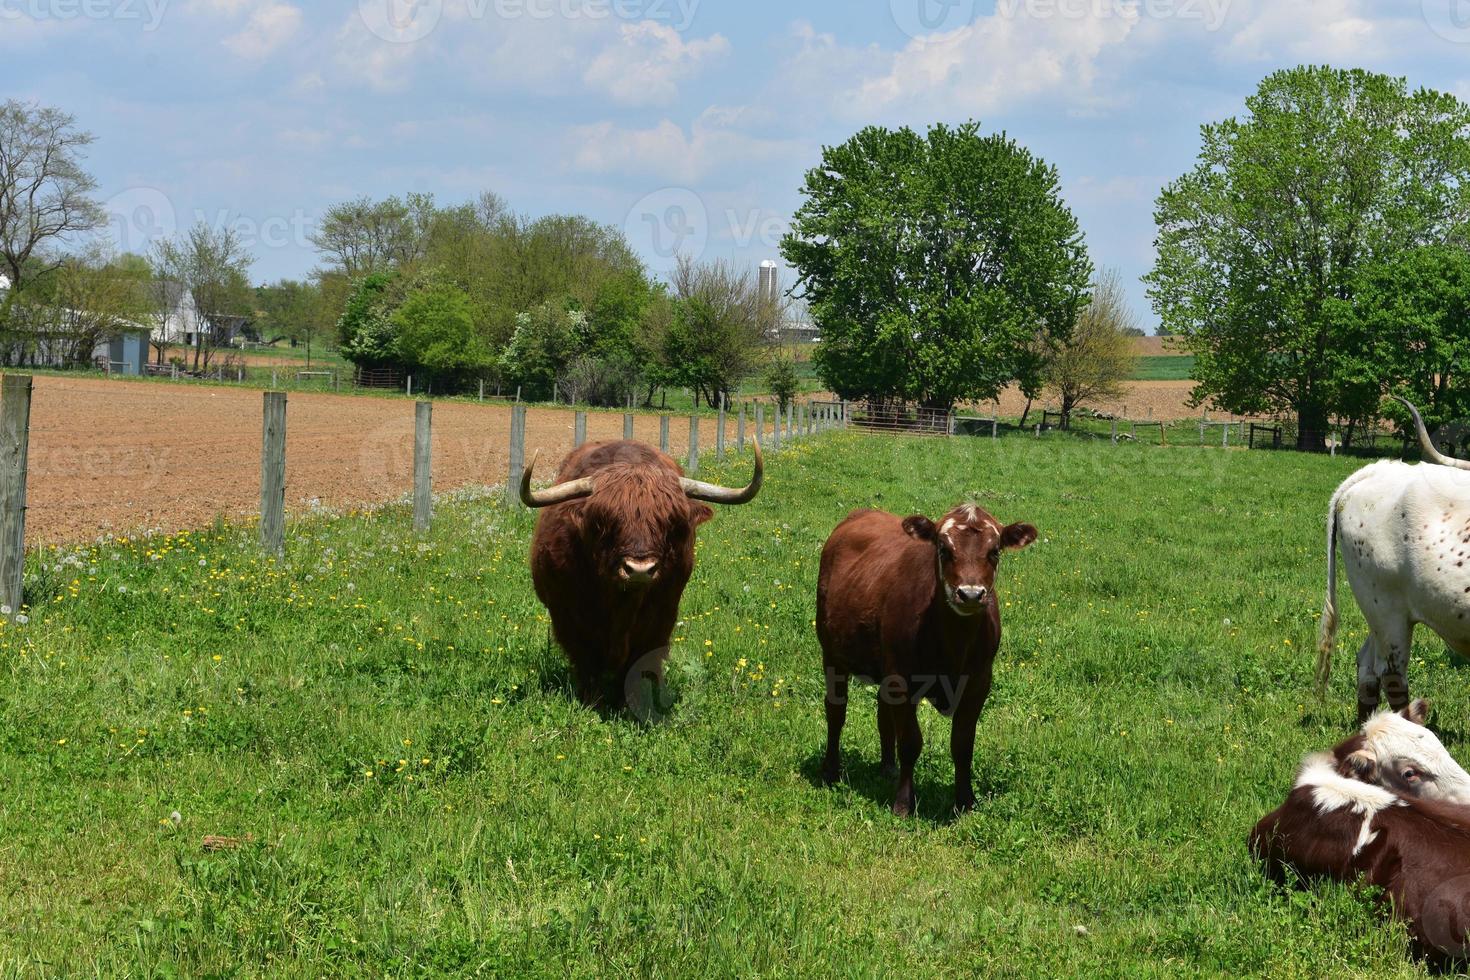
765, 354, 799, 413
501, 301, 582, 400
782, 121, 1091, 411
1342, 244, 1470, 444
1147, 66, 1470, 449
392, 280, 493, 382
337, 272, 399, 368
663, 257, 772, 408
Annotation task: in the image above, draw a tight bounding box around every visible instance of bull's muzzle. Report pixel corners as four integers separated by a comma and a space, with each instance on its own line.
620, 557, 659, 587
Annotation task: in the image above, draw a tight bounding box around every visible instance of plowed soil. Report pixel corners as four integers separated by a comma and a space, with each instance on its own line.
20, 375, 1217, 544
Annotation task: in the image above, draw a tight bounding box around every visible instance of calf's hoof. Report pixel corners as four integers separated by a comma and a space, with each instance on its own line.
880, 760, 899, 779
891, 794, 916, 818
954, 793, 976, 814
820, 760, 842, 785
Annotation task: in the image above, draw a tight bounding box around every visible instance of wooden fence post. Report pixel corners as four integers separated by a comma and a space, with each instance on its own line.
624, 411, 634, 440
414, 401, 432, 533
772, 403, 781, 452
756, 403, 765, 450
738, 402, 747, 451
574, 411, 587, 447
659, 415, 669, 453
479, 379, 484, 401
508, 403, 526, 503
260, 390, 286, 556
407, 375, 413, 398
0, 375, 31, 614
688, 416, 699, 475
716, 396, 726, 460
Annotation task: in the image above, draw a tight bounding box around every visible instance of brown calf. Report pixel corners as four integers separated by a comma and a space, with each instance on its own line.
1252, 704, 1470, 963
816, 504, 1036, 816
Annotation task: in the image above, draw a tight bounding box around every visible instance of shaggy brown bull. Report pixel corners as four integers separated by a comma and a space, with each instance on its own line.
522, 439, 761, 709
817, 504, 1037, 816
1251, 704, 1470, 964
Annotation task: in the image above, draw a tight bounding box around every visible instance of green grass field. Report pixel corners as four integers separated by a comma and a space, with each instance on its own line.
1, 432, 1456, 975
1134, 354, 1196, 381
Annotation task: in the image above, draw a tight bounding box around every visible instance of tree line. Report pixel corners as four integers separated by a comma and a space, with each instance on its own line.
316, 192, 781, 405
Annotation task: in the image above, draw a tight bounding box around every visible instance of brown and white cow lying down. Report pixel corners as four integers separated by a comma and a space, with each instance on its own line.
522, 440, 762, 710
817, 504, 1036, 817
1251, 702, 1470, 962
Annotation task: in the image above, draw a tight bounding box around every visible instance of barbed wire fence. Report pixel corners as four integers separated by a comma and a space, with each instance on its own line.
0, 377, 845, 612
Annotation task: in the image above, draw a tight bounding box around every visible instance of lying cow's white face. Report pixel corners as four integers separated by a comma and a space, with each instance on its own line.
1340, 700, 1470, 804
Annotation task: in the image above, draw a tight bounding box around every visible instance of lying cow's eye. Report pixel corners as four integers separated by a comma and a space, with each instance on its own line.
1402, 767, 1421, 782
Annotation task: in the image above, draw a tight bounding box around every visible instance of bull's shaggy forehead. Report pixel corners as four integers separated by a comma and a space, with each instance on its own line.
581, 465, 690, 529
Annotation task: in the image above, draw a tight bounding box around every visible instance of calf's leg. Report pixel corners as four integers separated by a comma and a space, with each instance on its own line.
877, 699, 897, 778
821, 667, 847, 784
892, 700, 923, 818
950, 701, 983, 813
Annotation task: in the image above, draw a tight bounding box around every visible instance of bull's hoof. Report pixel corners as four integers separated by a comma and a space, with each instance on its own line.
880, 760, 899, 780
891, 794, 916, 818
820, 760, 842, 785
954, 793, 976, 814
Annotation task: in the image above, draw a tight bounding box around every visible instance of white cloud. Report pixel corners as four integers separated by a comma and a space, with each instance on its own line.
852, 5, 1139, 115
222, 1, 302, 58
1218, 0, 1417, 63
567, 114, 801, 185
582, 22, 729, 107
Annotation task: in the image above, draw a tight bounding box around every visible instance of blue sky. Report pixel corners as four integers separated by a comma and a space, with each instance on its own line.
6, 0, 1470, 331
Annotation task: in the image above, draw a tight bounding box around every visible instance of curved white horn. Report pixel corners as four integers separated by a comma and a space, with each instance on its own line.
679, 441, 763, 505
1395, 396, 1470, 472
519, 451, 597, 507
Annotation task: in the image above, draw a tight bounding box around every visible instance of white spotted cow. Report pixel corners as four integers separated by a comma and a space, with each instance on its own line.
1318, 399, 1470, 723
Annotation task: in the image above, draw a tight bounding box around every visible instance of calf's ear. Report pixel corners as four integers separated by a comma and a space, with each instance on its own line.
1001, 522, 1038, 551
688, 502, 714, 528
902, 516, 937, 542
1402, 699, 1431, 726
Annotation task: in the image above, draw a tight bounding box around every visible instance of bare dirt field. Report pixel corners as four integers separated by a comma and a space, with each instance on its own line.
21, 374, 1223, 544
23, 377, 752, 544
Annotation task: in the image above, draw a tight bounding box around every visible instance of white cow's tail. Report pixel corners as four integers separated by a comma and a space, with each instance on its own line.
1316, 498, 1340, 695
1316, 467, 1377, 695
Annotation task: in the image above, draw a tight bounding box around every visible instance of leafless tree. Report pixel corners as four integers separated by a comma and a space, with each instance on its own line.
0, 101, 105, 326
152, 223, 253, 372
1044, 268, 1139, 428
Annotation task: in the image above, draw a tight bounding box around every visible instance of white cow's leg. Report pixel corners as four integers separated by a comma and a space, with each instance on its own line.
1376, 620, 1415, 716
1356, 635, 1383, 725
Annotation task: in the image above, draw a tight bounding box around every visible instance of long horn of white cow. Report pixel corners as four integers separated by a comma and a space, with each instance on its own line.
1396, 396, 1470, 471
519, 451, 597, 508
679, 440, 763, 505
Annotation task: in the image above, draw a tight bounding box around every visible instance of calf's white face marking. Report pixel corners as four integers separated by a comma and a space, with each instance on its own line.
1357, 709, 1470, 804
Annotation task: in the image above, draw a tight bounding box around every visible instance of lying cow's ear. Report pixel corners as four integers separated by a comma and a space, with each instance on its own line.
1344, 748, 1378, 782
1402, 699, 1431, 726
902, 516, 937, 542
1001, 522, 1038, 551
688, 502, 714, 528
